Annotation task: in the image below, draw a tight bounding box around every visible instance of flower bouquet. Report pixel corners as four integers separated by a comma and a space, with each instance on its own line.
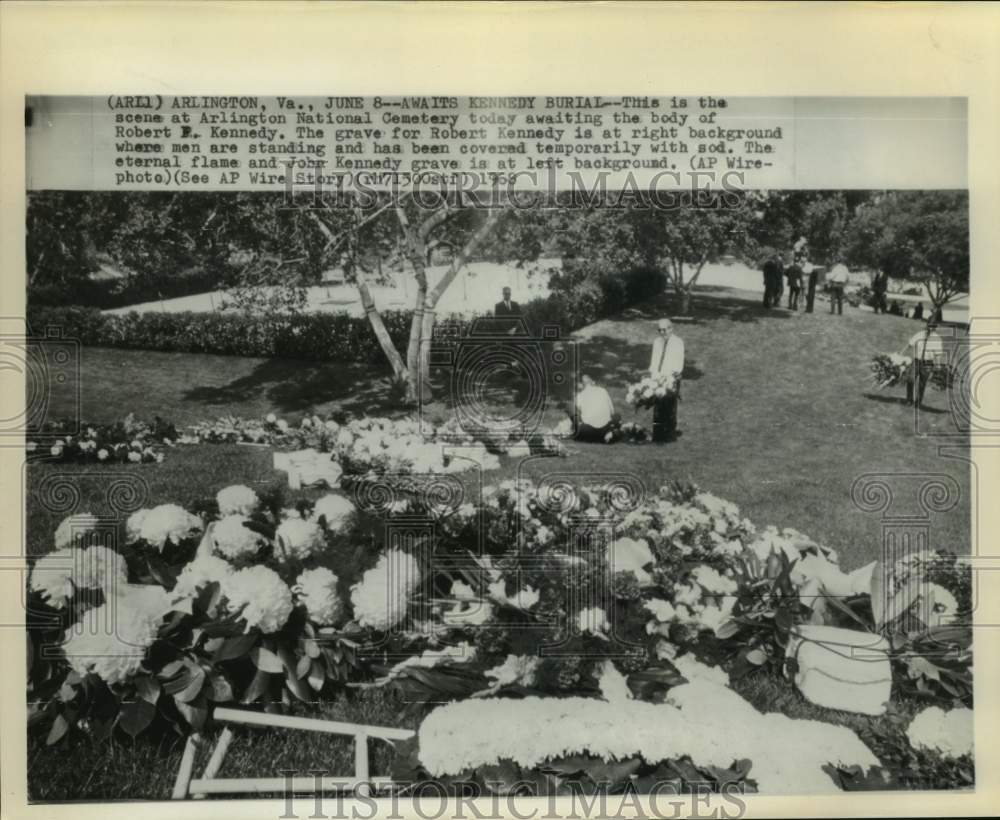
870, 353, 953, 392
870, 353, 912, 389
625, 372, 677, 410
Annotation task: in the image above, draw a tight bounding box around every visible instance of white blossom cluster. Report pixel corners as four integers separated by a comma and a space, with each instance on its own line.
625, 372, 678, 408
222, 565, 294, 634
275, 517, 325, 561
30, 544, 128, 608
293, 567, 343, 626
216, 484, 259, 516
126, 504, 202, 548
212, 515, 268, 561
906, 706, 973, 758
350, 549, 421, 630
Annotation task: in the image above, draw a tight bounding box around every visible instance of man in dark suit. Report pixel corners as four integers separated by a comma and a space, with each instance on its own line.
785, 259, 804, 310
494, 286, 520, 318
762, 255, 783, 308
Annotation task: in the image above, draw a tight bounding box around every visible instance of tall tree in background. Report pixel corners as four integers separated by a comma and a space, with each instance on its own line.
845, 191, 969, 309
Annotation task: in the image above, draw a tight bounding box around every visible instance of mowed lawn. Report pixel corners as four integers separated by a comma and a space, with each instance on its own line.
30, 286, 971, 569
25, 286, 972, 800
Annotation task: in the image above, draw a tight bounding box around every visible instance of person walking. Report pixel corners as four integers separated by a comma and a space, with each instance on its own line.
827, 261, 850, 315
648, 318, 685, 443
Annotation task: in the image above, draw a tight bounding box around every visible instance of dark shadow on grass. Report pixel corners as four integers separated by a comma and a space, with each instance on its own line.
618, 287, 795, 325
182, 358, 402, 417
862, 392, 950, 414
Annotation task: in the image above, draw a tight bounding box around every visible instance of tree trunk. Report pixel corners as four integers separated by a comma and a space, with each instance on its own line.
678, 288, 691, 315
356, 279, 406, 380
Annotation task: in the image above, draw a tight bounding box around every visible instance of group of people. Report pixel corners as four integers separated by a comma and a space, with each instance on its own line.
761, 251, 852, 315
573, 318, 684, 445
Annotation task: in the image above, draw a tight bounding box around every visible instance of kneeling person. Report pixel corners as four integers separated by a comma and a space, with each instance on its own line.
574, 375, 617, 442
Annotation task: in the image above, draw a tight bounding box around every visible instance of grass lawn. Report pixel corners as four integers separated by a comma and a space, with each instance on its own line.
26, 285, 972, 799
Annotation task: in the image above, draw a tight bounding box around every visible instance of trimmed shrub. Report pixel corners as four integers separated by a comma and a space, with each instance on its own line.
28, 268, 666, 363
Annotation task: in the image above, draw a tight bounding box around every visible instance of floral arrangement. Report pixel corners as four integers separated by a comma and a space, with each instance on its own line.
183, 413, 564, 477
26, 476, 972, 792
625, 373, 678, 410
26, 414, 176, 464
870, 353, 953, 392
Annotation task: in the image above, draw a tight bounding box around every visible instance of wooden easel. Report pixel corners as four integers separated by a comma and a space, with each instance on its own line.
171, 707, 415, 799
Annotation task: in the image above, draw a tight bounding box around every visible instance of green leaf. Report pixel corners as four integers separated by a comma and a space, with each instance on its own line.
251, 646, 284, 674
175, 699, 208, 731
295, 655, 312, 680
285, 670, 314, 704
146, 552, 179, 590
307, 660, 326, 692
208, 675, 234, 702
714, 619, 741, 640
242, 668, 272, 705
118, 699, 156, 738
214, 632, 258, 662
134, 676, 161, 705
46, 713, 69, 746
173, 666, 206, 704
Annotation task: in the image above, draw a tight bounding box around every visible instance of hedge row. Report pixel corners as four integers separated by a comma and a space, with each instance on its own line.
27, 268, 666, 363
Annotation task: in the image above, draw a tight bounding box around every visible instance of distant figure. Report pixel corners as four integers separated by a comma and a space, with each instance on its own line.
494, 286, 522, 336
494, 286, 521, 318
902, 320, 946, 407
762, 255, 784, 308
827, 262, 850, 315
871, 272, 889, 314
888, 300, 904, 316
573, 375, 617, 443
929, 305, 943, 325
785, 260, 803, 310
648, 318, 685, 443
911, 302, 924, 321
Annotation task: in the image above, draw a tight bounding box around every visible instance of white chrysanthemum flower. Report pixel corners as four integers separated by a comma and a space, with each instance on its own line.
212, 515, 267, 561
510, 586, 539, 610
61, 596, 163, 685
29, 549, 77, 608
293, 567, 343, 626
350, 550, 421, 631
126, 505, 202, 548
54, 513, 100, 550
311, 494, 357, 533
216, 484, 259, 517
275, 517, 325, 561
610, 537, 654, 585
73, 546, 128, 596
644, 598, 677, 623
906, 706, 973, 758
172, 555, 233, 599
223, 565, 294, 634
577, 607, 610, 638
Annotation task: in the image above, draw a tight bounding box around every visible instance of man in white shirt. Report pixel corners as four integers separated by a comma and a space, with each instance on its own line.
827, 262, 850, 315
648, 318, 685, 442
902, 320, 946, 407
574, 374, 617, 442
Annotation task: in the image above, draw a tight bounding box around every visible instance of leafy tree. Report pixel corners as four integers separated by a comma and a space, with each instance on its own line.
845, 191, 969, 308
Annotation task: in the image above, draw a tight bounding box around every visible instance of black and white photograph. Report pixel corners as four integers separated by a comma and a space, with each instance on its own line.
3, 4, 999, 819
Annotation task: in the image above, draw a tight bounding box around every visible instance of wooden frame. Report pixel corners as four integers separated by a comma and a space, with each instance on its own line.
171, 707, 415, 800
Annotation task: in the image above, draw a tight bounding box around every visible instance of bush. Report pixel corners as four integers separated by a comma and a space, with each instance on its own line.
28, 266, 666, 363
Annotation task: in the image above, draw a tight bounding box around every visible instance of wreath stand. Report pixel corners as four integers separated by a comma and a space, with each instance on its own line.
171, 707, 415, 799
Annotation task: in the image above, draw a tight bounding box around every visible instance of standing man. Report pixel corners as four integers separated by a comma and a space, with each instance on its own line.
827, 261, 850, 315
902, 319, 946, 407
494, 286, 521, 320
648, 318, 685, 443
762, 254, 782, 308
871, 271, 889, 315
785, 257, 804, 311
